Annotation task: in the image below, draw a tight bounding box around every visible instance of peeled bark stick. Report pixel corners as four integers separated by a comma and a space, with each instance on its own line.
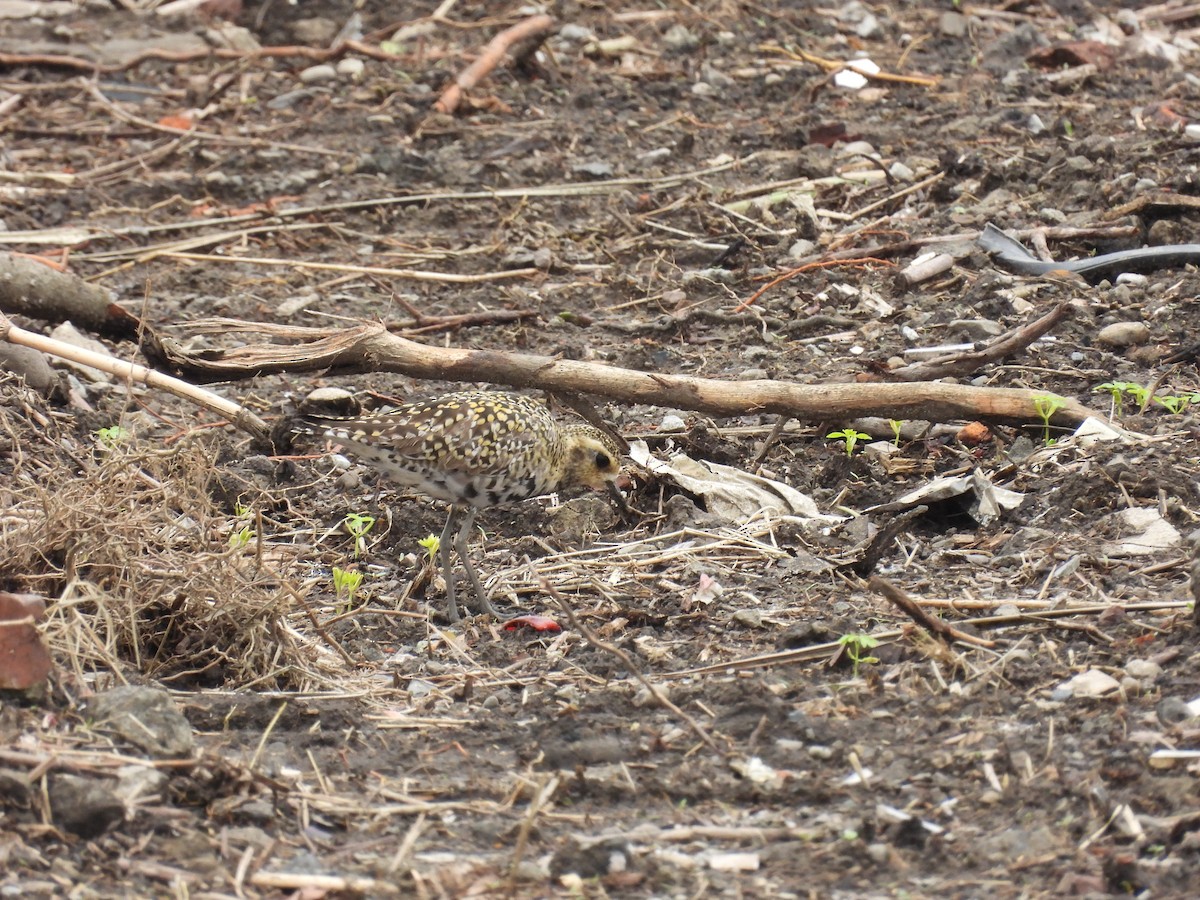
147, 320, 1098, 428
433, 14, 556, 114
894, 252, 955, 289
0, 312, 270, 442
0, 254, 142, 340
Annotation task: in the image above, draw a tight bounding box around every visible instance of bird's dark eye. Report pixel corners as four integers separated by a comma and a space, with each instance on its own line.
595, 452, 611, 469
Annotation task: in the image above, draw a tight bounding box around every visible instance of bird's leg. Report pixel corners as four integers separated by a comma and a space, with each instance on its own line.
454, 508, 502, 618
438, 506, 462, 623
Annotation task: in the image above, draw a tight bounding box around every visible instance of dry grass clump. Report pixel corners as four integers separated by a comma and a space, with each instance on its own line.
0, 379, 337, 690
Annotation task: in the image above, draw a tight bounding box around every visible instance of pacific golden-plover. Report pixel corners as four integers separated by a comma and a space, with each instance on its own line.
297, 390, 623, 622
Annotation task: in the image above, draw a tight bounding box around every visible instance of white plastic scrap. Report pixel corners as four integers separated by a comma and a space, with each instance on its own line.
834, 57, 880, 89
628, 441, 840, 523
881, 470, 1024, 525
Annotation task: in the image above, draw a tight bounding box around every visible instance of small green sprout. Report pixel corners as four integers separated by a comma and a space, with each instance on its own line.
827, 428, 871, 457
1094, 381, 1132, 418
837, 633, 880, 677
1154, 395, 1189, 415
1031, 394, 1066, 445
887, 419, 903, 447
417, 534, 440, 562
343, 512, 376, 559
228, 525, 255, 549
95, 425, 130, 449
332, 566, 363, 605
1124, 383, 1150, 410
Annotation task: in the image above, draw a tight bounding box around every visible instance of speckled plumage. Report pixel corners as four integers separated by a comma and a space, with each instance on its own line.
297, 391, 622, 621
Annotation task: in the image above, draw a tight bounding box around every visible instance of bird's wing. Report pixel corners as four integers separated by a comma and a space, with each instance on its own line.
303, 410, 545, 479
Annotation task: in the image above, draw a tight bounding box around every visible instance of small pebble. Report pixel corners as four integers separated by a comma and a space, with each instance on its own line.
1157, 696, 1195, 725
1125, 659, 1162, 682
557, 24, 595, 42
940, 11, 967, 37
866, 843, 890, 864
299, 64, 337, 84
336, 57, 365, 78
1097, 321, 1150, 348
663, 23, 700, 53
788, 239, 816, 259
838, 140, 878, 159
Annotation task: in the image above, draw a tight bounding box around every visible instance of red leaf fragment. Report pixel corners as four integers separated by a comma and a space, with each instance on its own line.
503, 615, 562, 632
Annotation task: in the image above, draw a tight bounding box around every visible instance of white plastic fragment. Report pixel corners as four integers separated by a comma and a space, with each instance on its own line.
708, 852, 760, 871
628, 441, 841, 523
834, 57, 880, 89
1057, 669, 1121, 699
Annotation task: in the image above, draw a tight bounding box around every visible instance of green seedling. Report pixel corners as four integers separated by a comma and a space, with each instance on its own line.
95, 425, 130, 449
1154, 395, 1190, 415
228, 525, 255, 549
1124, 383, 1150, 410
417, 534, 440, 562
1031, 394, 1066, 445
332, 566, 363, 606
1093, 381, 1132, 418
837, 633, 880, 677
827, 428, 871, 457
887, 419, 903, 447
343, 512, 376, 559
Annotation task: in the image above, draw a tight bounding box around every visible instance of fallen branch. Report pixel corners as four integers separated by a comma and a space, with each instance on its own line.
144, 319, 1099, 428
0, 312, 270, 443
0, 254, 141, 340
433, 15, 557, 114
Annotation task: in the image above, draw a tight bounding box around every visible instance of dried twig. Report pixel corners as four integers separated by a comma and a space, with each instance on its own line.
885, 302, 1073, 382
433, 15, 557, 115
159, 251, 538, 285
868, 576, 997, 648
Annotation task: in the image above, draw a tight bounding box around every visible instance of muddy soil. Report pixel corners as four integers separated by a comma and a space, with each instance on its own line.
2, 2, 1200, 898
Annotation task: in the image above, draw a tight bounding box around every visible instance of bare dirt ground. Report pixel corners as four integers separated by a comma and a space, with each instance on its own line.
2, 1, 1200, 897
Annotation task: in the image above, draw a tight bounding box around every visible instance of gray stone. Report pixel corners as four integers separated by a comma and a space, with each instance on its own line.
48, 774, 124, 837
1097, 321, 1150, 348
85, 685, 195, 758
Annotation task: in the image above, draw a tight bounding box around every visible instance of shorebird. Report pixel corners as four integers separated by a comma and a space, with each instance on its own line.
297, 390, 623, 621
